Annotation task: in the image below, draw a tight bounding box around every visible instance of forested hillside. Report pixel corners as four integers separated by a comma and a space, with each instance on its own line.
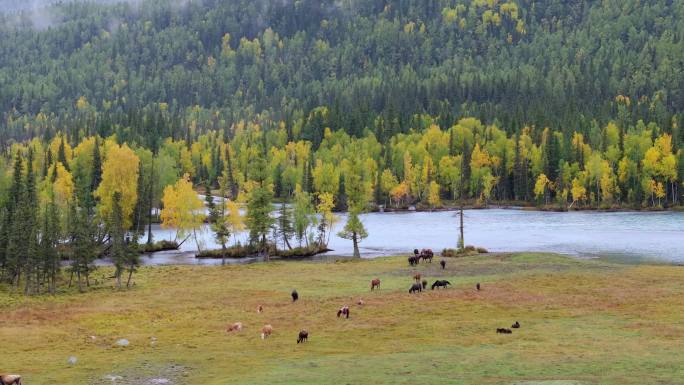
1, 0, 684, 292
1, 0, 683, 143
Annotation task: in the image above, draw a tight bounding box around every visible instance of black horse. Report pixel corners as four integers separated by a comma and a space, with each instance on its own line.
291, 290, 299, 302
297, 330, 309, 343
409, 282, 422, 293
511, 321, 520, 329
408, 256, 420, 266
476, 283, 481, 291
440, 260, 446, 269
496, 328, 512, 334
421, 279, 428, 289
431, 280, 451, 290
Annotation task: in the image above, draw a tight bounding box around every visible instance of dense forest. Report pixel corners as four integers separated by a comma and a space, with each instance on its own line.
1, 0, 684, 293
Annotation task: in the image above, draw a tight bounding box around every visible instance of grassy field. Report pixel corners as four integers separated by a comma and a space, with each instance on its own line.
1, 253, 683, 385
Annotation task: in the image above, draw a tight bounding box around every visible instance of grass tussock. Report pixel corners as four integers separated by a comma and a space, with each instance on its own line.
1, 253, 683, 384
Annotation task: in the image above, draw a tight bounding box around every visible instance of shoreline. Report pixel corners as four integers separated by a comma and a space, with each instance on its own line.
372, 203, 683, 214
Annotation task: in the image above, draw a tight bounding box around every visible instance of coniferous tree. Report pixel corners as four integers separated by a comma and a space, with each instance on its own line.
245, 152, 274, 253
277, 202, 294, 251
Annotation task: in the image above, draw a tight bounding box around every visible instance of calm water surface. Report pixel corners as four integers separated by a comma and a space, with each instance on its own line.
130, 209, 684, 266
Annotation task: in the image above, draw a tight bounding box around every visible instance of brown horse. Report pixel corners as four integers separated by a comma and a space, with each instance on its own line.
421, 249, 434, 263
226, 322, 243, 332
297, 330, 309, 343
421, 279, 428, 289
0, 375, 22, 385
413, 273, 422, 281
370, 278, 381, 291
261, 325, 273, 339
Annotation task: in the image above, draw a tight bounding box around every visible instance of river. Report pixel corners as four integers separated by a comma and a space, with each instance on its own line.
130, 209, 684, 266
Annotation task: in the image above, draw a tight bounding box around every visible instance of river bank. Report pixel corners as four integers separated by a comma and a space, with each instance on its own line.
2, 253, 683, 384
134, 208, 684, 265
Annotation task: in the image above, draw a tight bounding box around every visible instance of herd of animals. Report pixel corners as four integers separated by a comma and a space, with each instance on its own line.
224, 248, 521, 345
0, 249, 521, 384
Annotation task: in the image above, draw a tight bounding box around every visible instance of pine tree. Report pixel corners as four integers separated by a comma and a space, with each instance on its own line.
277, 202, 294, 250
58, 138, 69, 171
22, 149, 39, 294
245, 153, 274, 253
41, 195, 61, 294
0, 153, 24, 282
211, 181, 231, 265
224, 145, 238, 199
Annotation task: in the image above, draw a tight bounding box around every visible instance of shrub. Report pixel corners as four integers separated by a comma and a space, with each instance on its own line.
141, 240, 179, 253
441, 246, 487, 258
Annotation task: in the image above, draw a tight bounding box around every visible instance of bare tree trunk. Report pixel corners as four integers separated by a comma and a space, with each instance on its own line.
193, 227, 202, 253
116, 268, 122, 289
126, 268, 134, 288
352, 232, 360, 258
459, 204, 464, 250
77, 270, 83, 293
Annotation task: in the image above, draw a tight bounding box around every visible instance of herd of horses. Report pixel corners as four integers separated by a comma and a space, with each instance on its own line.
408, 248, 434, 266
221, 247, 519, 344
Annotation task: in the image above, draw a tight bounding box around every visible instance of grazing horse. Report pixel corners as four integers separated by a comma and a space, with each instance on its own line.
409, 282, 422, 293
408, 256, 419, 266
261, 325, 273, 339
511, 321, 520, 329
431, 280, 451, 290
413, 273, 422, 282
0, 375, 22, 385
440, 260, 446, 269
297, 330, 309, 343
476, 283, 481, 291
370, 278, 381, 291
291, 290, 299, 302
421, 279, 428, 289
496, 328, 512, 334
337, 305, 350, 318
226, 322, 243, 332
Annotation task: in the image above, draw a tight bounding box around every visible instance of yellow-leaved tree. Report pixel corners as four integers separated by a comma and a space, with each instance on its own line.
160, 174, 206, 252
534, 173, 551, 204
316, 191, 337, 247
94, 143, 139, 229
570, 177, 587, 207
225, 199, 245, 245
427, 181, 441, 209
